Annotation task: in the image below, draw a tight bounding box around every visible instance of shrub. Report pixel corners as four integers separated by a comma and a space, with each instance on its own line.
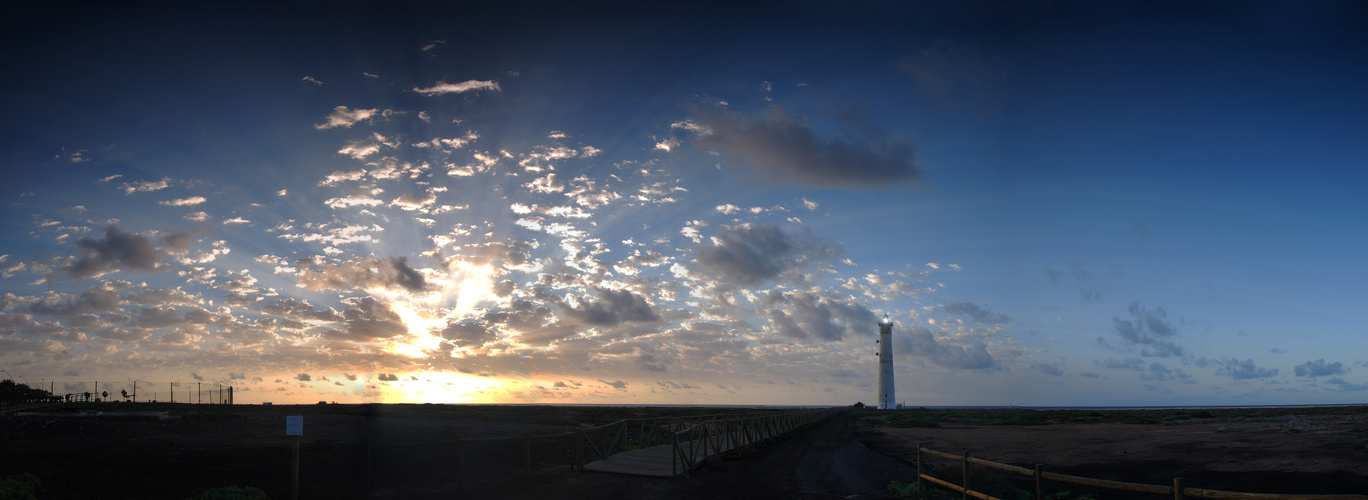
0, 473, 41, 500
887, 480, 951, 499
187, 486, 270, 500
886, 414, 941, 428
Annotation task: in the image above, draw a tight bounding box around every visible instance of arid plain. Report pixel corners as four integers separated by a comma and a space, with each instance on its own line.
3, 404, 1366, 499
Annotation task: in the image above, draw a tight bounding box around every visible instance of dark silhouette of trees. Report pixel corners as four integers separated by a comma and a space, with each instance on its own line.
0, 379, 54, 404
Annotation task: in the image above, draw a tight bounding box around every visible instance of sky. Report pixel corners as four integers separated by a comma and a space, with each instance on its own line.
2, 1, 1367, 406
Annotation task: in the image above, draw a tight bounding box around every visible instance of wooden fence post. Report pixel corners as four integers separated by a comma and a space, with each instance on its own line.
455, 437, 464, 490
1173, 477, 1185, 500
291, 439, 300, 500
572, 431, 580, 470
1034, 464, 1042, 500
962, 450, 970, 500
916, 443, 923, 491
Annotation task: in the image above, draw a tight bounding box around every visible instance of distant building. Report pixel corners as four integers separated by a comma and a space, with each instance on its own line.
877, 315, 895, 410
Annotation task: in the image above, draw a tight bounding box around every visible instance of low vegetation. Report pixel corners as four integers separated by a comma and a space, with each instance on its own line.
187, 486, 269, 500
888, 474, 1099, 500
48, 401, 809, 428
0, 473, 41, 500
859, 405, 1368, 427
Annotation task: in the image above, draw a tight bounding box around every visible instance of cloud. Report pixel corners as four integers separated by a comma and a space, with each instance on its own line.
599, 380, 628, 390
1293, 359, 1346, 378
682, 105, 922, 189
553, 287, 660, 326
337, 133, 395, 159
942, 302, 1010, 324
1095, 358, 1191, 382
378, 373, 399, 382
761, 290, 875, 341
160, 196, 206, 207
322, 297, 408, 342
1214, 358, 1279, 380
316, 106, 378, 129
692, 223, 843, 287
1324, 378, 1368, 391
29, 286, 121, 317
295, 373, 312, 381
390, 192, 437, 211
301, 76, 323, 86
439, 320, 494, 348
67, 225, 161, 279
324, 195, 384, 209
412, 80, 499, 95
298, 256, 429, 294
120, 178, 170, 195
895, 325, 996, 370
1031, 362, 1064, 376
1110, 303, 1182, 357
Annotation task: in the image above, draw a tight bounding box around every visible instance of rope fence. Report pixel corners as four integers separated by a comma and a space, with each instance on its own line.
47, 381, 233, 404
915, 444, 1368, 500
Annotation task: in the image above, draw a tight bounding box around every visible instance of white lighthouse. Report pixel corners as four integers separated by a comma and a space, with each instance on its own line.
877, 314, 895, 409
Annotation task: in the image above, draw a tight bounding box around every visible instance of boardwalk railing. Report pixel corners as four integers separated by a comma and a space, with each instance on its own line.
670, 410, 834, 477
574, 409, 838, 477
915, 444, 1368, 500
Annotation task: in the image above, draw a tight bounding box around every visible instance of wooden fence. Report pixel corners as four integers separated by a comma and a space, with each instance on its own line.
914, 444, 1368, 500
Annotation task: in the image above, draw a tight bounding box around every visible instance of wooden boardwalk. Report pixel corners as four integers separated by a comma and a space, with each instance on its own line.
582, 421, 783, 477
575, 409, 835, 477
581, 441, 694, 477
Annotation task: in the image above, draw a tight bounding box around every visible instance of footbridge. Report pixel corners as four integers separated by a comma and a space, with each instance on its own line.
574, 409, 838, 477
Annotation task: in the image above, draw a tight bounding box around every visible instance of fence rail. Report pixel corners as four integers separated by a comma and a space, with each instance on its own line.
915, 444, 1368, 500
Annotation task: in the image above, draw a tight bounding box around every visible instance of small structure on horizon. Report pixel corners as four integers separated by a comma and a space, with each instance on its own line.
877, 314, 895, 409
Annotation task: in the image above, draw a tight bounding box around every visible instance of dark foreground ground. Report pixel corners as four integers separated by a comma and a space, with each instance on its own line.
3, 404, 1366, 499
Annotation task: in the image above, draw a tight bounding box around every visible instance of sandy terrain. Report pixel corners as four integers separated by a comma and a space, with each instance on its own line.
858, 413, 1368, 498
3, 405, 1366, 499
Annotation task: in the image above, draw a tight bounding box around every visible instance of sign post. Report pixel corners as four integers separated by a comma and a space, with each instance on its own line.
286, 416, 303, 500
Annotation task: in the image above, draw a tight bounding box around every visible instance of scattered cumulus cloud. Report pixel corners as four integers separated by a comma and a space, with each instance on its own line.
121, 178, 171, 195
692, 223, 843, 287
316, 106, 380, 129
896, 324, 996, 370
1294, 359, 1346, 378
942, 302, 1010, 324
1213, 358, 1279, 380
160, 196, 206, 207
67, 225, 162, 280
412, 80, 499, 95
680, 105, 923, 189
1110, 303, 1182, 357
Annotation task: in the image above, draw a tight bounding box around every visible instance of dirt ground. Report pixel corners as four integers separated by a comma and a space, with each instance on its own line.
858, 413, 1368, 498
3, 406, 1366, 499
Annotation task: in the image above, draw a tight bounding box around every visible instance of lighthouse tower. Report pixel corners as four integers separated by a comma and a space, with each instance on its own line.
877, 314, 895, 409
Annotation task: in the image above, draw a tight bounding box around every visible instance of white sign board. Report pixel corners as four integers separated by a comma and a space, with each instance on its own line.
286, 415, 303, 436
